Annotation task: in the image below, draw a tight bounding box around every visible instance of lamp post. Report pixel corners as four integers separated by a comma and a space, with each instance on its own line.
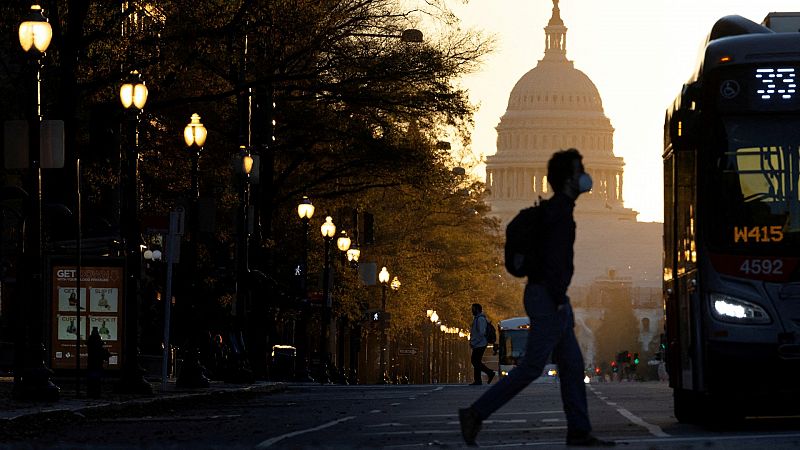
333, 230, 351, 380
297, 197, 315, 294
177, 113, 209, 388
296, 197, 314, 380
389, 276, 399, 382
183, 114, 206, 200
118, 70, 152, 393
319, 215, 336, 383
228, 148, 254, 383
14, 3, 58, 401
429, 311, 439, 383
378, 266, 390, 383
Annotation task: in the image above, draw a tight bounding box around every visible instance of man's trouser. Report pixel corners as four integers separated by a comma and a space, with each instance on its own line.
471, 345, 493, 383
471, 283, 591, 435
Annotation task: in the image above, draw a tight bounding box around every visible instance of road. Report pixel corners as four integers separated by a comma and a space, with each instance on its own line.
7, 381, 800, 449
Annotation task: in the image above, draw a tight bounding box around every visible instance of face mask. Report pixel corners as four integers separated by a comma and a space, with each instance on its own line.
578, 173, 593, 193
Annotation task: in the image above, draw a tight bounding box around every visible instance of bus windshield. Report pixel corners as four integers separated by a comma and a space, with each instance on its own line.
499, 329, 528, 366
706, 115, 800, 254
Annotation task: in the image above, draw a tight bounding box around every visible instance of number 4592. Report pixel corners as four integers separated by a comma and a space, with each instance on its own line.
739, 259, 783, 275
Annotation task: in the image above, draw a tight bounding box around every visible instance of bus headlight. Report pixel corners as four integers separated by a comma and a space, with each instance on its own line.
710, 293, 771, 324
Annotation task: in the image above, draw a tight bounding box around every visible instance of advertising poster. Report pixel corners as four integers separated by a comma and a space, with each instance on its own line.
89, 316, 118, 341
51, 264, 124, 370
90, 287, 118, 313
57, 287, 86, 312
56, 315, 86, 340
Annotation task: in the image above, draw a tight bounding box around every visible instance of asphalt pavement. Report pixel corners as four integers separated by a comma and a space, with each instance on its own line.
0, 376, 286, 424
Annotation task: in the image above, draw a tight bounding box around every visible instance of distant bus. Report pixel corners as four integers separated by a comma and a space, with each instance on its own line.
497, 317, 557, 381
663, 14, 800, 423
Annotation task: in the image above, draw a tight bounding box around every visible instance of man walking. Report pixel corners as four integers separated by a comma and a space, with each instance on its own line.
469, 303, 495, 386
459, 149, 614, 447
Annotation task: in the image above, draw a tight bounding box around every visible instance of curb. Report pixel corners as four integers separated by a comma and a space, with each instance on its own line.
0, 382, 288, 428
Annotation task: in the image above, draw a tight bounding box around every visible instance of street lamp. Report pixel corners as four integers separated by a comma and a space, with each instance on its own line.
177, 113, 209, 388
237, 147, 253, 320
332, 229, 352, 381
118, 69, 152, 393
14, 2, 58, 401
227, 147, 255, 383
378, 266, 390, 383
297, 196, 315, 294
428, 311, 439, 384
19, 5, 52, 54
119, 71, 148, 110
336, 230, 351, 253
346, 244, 360, 265
183, 113, 206, 200
319, 215, 336, 383
294, 196, 314, 381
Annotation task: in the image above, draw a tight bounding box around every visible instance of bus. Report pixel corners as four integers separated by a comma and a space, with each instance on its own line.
497, 317, 558, 381
663, 14, 800, 423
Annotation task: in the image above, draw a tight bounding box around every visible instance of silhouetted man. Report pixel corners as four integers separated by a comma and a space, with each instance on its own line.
459, 149, 614, 447
468, 303, 495, 385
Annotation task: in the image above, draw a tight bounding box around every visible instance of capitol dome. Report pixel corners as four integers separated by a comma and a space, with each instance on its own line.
506, 62, 604, 113
485, 0, 633, 223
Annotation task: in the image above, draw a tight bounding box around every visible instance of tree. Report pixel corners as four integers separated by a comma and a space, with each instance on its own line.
0, 0, 496, 377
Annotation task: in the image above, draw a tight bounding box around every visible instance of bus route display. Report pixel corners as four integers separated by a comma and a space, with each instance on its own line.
716, 65, 800, 112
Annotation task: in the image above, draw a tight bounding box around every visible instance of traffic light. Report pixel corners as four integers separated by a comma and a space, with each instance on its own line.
626, 352, 632, 363
633, 353, 640, 366
594, 366, 601, 375
611, 361, 618, 373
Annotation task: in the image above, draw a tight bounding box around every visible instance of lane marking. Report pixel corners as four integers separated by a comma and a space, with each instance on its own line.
383, 432, 800, 448
444, 419, 526, 425
255, 416, 355, 448
364, 426, 567, 436
366, 422, 407, 428
588, 386, 669, 437
616, 407, 669, 437
406, 410, 562, 418
100, 414, 241, 423
621, 432, 800, 444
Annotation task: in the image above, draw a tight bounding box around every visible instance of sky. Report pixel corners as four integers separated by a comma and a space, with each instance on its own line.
444, 0, 800, 223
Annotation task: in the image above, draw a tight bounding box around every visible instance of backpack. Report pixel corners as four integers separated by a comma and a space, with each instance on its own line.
504, 199, 546, 277
484, 319, 497, 344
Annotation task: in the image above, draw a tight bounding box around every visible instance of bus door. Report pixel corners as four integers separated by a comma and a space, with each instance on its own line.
664, 134, 703, 392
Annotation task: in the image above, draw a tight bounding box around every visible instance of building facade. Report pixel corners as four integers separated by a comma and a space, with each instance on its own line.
485, 0, 663, 368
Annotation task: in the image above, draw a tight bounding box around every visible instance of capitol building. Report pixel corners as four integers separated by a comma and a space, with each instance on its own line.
485, 0, 663, 366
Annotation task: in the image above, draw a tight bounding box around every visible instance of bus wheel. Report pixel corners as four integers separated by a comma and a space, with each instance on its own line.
674, 389, 704, 424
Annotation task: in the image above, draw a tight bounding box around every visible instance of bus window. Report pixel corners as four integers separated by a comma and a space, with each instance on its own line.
500, 329, 528, 366
735, 146, 786, 208
706, 116, 800, 253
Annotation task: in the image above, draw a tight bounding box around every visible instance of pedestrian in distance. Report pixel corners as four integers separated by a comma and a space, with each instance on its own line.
468, 303, 496, 386
459, 149, 614, 447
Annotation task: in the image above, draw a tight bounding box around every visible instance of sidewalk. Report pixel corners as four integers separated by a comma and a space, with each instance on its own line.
0, 376, 287, 422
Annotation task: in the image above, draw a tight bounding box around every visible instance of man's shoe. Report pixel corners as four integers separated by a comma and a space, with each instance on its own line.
566, 433, 616, 447
469, 382, 482, 386
458, 407, 482, 446
487, 371, 495, 384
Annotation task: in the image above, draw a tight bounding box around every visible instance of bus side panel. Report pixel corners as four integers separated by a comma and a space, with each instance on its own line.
663, 151, 682, 388
678, 148, 702, 391
664, 146, 704, 391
